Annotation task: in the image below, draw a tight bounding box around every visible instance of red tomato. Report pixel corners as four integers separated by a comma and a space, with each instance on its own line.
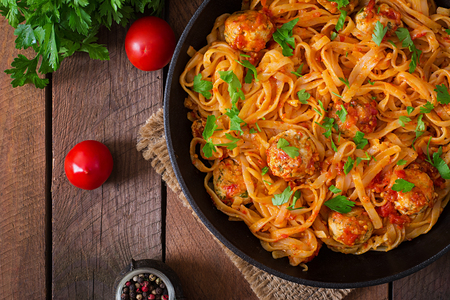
64, 140, 113, 190
125, 16, 176, 71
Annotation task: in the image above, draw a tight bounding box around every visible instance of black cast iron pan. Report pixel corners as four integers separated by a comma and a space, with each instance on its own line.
164, 0, 450, 288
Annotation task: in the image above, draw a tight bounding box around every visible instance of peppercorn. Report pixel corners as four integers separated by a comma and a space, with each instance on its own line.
143, 281, 150, 287
159, 282, 165, 289
154, 288, 163, 295
148, 295, 156, 300
135, 283, 141, 289
142, 286, 149, 293
138, 276, 145, 284
149, 274, 156, 281
136, 295, 143, 300
126, 281, 132, 287
162, 295, 169, 300
133, 275, 139, 282
142, 292, 148, 298
121, 293, 130, 300
123, 287, 130, 294
129, 291, 136, 299
155, 278, 161, 285
129, 284, 136, 291
155, 295, 161, 300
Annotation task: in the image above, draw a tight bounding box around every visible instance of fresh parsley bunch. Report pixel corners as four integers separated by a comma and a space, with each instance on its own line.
0, 0, 164, 88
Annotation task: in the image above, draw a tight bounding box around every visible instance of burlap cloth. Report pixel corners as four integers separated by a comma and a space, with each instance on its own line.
137, 108, 353, 300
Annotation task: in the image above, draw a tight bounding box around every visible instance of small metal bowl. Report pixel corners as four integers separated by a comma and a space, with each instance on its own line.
114, 259, 184, 300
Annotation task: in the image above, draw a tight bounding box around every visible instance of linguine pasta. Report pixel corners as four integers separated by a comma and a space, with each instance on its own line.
180, 0, 450, 269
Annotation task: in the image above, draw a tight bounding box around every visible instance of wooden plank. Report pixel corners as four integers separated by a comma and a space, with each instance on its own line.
0, 16, 47, 299
165, 190, 258, 299
345, 285, 389, 300
393, 250, 450, 299
51, 23, 164, 299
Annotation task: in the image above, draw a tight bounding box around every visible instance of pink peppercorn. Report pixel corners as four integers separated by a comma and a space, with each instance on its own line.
142, 286, 149, 293
162, 295, 169, 300
125, 281, 132, 287
148, 295, 156, 300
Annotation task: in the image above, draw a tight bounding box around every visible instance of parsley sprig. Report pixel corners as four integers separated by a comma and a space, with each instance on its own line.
202, 115, 241, 157
236, 59, 259, 83
435, 84, 450, 104
277, 138, 299, 158
395, 28, 422, 73
425, 138, 450, 179
193, 74, 213, 99
297, 89, 311, 104
353, 131, 368, 149
372, 21, 388, 46
391, 179, 415, 193
273, 18, 299, 57
324, 195, 355, 214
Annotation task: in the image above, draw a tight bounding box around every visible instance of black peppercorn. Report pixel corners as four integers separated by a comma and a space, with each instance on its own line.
159, 282, 165, 289
129, 284, 136, 291
121, 293, 130, 300
138, 276, 145, 284
142, 292, 148, 298
154, 287, 163, 295
123, 287, 129, 294
129, 291, 136, 299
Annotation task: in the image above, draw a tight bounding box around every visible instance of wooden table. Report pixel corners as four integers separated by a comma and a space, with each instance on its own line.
1, 1, 449, 299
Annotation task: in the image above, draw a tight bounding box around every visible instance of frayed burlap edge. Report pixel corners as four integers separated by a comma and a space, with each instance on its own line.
137, 108, 352, 300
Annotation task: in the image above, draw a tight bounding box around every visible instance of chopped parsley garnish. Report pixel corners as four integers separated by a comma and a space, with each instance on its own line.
391, 179, 415, 193
336, 9, 347, 32
261, 166, 269, 176
331, 91, 342, 98
330, 32, 338, 41
372, 21, 388, 46
291, 63, 304, 77
215, 133, 240, 150
336, 104, 348, 123
318, 100, 327, 112
343, 157, 355, 174
415, 114, 426, 139
277, 138, 299, 158
331, 138, 338, 152
356, 152, 372, 166
388, 40, 397, 48
225, 106, 246, 135
324, 195, 355, 214
435, 84, 450, 104
287, 190, 304, 210
368, 79, 375, 85
420, 101, 434, 114
426, 138, 450, 179
339, 77, 350, 88
316, 117, 336, 138
395, 27, 422, 73
219, 70, 245, 104
297, 89, 311, 104
353, 131, 368, 149
263, 180, 273, 185
272, 186, 293, 206
236, 59, 259, 83
193, 74, 213, 99
396, 159, 407, 166
406, 106, 414, 115
240, 54, 251, 58
249, 128, 257, 134
398, 115, 411, 127
255, 122, 261, 132
202, 115, 218, 158
327, 0, 349, 9
273, 18, 299, 57
446, 28, 450, 35
329, 185, 342, 193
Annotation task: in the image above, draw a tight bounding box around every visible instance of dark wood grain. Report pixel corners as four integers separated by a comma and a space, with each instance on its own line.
165, 190, 258, 299
393, 250, 450, 299
346, 285, 389, 300
51, 23, 164, 299
0, 16, 47, 300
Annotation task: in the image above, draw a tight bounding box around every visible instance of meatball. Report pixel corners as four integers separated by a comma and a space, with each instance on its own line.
355, 0, 402, 40
224, 10, 274, 52
329, 97, 378, 138
213, 158, 249, 205
328, 207, 374, 246
388, 167, 435, 215
266, 130, 319, 181
317, 0, 359, 14
191, 118, 206, 138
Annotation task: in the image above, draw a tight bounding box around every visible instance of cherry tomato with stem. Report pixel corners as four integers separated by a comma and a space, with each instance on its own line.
125, 16, 176, 71
64, 140, 113, 190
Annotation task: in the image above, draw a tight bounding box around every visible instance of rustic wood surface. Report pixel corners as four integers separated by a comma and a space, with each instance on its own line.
1, 0, 450, 299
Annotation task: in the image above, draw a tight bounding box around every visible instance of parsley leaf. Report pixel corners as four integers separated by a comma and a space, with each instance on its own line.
435, 84, 450, 105
225, 106, 246, 135
287, 190, 303, 210
193, 74, 213, 99
237, 59, 259, 83
420, 101, 434, 113
329, 185, 342, 193
327, 0, 349, 9
273, 18, 299, 57
356, 152, 372, 165
399, 115, 411, 127
396, 27, 421, 73
391, 179, 415, 193
272, 186, 293, 206
344, 157, 355, 174
335, 10, 347, 32
324, 196, 355, 214
432, 147, 450, 179
415, 114, 426, 139
291, 63, 304, 77
261, 166, 269, 176
397, 159, 407, 166
353, 131, 368, 149
297, 89, 311, 104
202, 115, 218, 158
277, 138, 299, 158
331, 91, 342, 98
336, 104, 348, 123
219, 70, 245, 104
316, 117, 335, 138
446, 29, 450, 35
215, 133, 240, 150
372, 21, 388, 46
407, 106, 414, 115
249, 128, 257, 134
330, 32, 338, 41
339, 77, 350, 88
368, 79, 375, 85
